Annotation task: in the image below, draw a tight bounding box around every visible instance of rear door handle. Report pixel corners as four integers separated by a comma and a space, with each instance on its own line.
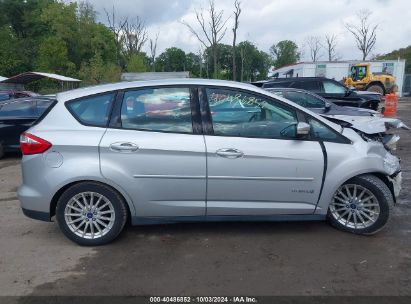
110, 142, 139, 153
216, 148, 244, 159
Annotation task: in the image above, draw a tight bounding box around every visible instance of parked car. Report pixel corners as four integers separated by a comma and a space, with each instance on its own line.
0, 97, 55, 158
265, 87, 381, 117
0, 90, 39, 102
261, 77, 382, 110
18, 79, 402, 246
266, 87, 408, 151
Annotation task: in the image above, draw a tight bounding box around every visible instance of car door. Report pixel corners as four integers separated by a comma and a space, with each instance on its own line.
99, 86, 207, 217
0, 100, 37, 149
202, 87, 325, 216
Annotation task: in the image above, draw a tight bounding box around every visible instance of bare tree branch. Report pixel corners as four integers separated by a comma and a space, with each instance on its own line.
104, 6, 128, 65
345, 10, 378, 60
181, 0, 230, 78
104, 6, 148, 62
122, 16, 148, 57
324, 33, 338, 61
305, 36, 322, 62
149, 32, 159, 71
232, 0, 241, 80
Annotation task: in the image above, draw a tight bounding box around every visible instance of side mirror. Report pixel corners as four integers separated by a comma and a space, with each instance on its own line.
296, 122, 310, 136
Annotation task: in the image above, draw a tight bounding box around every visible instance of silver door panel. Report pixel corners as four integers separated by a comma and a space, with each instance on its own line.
205, 136, 324, 215
100, 129, 207, 216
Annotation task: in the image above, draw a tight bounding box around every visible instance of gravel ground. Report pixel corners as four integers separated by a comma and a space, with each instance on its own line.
0, 99, 410, 298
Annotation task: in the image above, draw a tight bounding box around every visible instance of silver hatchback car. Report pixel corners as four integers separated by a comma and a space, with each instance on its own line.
18, 79, 402, 245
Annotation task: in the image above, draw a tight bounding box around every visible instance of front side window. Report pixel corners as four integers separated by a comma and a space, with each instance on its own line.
120, 87, 193, 133
322, 80, 346, 94
67, 93, 114, 127
284, 91, 325, 108
0, 100, 36, 117
308, 118, 343, 142
206, 88, 298, 139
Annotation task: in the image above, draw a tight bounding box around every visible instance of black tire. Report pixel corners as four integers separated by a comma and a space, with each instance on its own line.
327, 174, 394, 235
56, 182, 128, 246
367, 84, 385, 95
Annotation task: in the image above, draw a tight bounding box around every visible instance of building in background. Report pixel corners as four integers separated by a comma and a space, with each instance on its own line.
269, 60, 406, 97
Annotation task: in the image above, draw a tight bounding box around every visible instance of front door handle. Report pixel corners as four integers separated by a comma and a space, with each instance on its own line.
110, 142, 139, 153
216, 148, 244, 159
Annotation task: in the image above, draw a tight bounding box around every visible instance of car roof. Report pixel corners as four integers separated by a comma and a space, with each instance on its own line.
56, 78, 260, 102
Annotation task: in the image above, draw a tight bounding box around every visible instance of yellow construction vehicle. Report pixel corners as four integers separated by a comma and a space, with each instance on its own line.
344, 63, 398, 95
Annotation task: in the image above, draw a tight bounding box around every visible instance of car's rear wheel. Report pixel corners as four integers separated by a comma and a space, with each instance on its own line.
56, 182, 128, 246
327, 175, 394, 235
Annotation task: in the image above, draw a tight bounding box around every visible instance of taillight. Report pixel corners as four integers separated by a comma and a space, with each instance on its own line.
20, 133, 52, 155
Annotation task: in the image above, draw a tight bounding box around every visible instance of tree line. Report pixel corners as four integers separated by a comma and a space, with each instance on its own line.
0, 0, 402, 92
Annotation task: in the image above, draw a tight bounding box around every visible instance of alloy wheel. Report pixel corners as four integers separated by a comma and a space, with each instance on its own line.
329, 184, 380, 229
64, 192, 115, 239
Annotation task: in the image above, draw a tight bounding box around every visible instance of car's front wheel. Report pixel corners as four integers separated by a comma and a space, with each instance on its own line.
327, 175, 394, 235
56, 182, 128, 246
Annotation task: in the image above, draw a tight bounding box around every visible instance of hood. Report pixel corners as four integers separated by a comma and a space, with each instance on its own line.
322, 115, 409, 134
323, 103, 380, 117
354, 90, 382, 96
347, 90, 382, 101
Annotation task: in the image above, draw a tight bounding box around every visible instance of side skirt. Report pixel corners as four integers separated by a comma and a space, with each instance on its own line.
131, 214, 326, 226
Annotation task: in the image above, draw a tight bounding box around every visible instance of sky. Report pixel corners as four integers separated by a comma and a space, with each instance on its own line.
77, 0, 411, 61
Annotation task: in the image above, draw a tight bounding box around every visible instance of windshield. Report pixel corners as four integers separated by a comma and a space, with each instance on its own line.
351, 66, 367, 81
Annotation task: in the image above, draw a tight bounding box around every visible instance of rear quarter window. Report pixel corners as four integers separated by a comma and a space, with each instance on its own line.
66, 93, 115, 127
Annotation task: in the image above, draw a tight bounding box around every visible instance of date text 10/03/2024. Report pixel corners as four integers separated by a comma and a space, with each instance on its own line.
149, 296, 258, 303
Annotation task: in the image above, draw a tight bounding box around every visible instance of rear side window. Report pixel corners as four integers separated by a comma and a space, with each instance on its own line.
292, 80, 320, 92
120, 87, 193, 134
0, 100, 36, 117
67, 93, 114, 127
263, 82, 291, 89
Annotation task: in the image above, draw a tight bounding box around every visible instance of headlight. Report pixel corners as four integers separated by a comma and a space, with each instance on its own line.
382, 134, 400, 151
383, 152, 400, 175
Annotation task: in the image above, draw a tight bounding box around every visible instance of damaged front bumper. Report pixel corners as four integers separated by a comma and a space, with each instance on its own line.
389, 171, 402, 199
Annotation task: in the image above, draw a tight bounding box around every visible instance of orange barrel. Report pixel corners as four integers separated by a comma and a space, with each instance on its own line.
384, 93, 398, 117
